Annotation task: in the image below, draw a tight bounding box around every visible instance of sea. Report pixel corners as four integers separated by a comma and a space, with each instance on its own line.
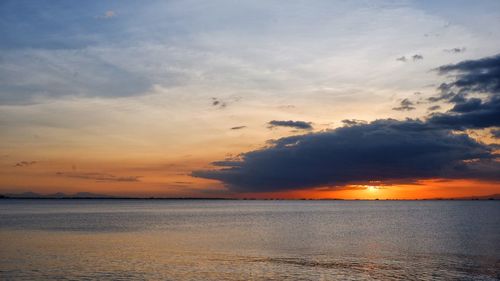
1, 199, 499, 280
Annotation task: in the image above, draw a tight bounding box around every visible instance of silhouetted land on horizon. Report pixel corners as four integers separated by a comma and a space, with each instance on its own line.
1, 192, 499, 201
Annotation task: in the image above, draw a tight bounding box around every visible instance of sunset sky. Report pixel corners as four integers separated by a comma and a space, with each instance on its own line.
1, 0, 499, 199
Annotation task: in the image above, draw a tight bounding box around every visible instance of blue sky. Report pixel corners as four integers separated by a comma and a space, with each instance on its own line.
2, 0, 499, 104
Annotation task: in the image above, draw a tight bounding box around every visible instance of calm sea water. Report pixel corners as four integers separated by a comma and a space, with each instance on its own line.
0, 200, 499, 280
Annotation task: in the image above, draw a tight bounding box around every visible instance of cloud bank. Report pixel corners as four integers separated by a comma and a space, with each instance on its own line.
193, 118, 498, 192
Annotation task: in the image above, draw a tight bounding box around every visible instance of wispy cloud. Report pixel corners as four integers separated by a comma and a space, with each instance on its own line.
396, 54, 424, 63
396, 56, 407, 62
392, 99, 416, 111
268, 120, 313, 130
342, 119, 367, 126
230, 126, 247, 130
14, 161, 37, 167
427, 105, 441, 112
56, 172, 141, 182
412, 54, 423, 61
444, 47, 466, 53
211, 97, 227, 109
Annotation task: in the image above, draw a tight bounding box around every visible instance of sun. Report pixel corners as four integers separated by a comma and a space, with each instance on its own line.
366, 186, 377, 192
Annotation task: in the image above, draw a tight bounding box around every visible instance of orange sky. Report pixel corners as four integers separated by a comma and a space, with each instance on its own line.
1, 156, 498, 199
1, 125, 499, 198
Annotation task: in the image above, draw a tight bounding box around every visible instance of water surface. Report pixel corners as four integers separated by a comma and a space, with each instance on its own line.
1, 200, 499, 280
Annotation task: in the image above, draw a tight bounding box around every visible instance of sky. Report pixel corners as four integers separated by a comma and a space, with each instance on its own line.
1, 0, 499, 199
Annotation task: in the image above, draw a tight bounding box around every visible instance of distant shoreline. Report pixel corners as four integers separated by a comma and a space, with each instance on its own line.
0, 196, 498, 201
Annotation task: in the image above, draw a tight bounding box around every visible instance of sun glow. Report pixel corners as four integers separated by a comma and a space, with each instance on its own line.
350, 185, 380, 192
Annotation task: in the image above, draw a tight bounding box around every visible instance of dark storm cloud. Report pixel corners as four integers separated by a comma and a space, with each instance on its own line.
427, 54, 500, 130
193, 119, 498, 192
56, 172, 141, 182
392, 98, 416, 111
230, 126, 247, 130
268, 120, 313, 130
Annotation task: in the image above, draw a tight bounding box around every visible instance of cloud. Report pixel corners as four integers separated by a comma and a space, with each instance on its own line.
396, 54, 423, 63
56, 172, 140, 182
211, 160, 244, 167
428, 97, 500, 129
14, 161, 37, 167
1, 1, 495, 107
174, 181, 193, 184
268, 120, 313, 130
211, 97, 227, 109
428, 105, 441, 111
427, 91, 457, 103
396, 56, 407, 62
0, 50, 151, 105
342, 119, 367, 126
491, 129, 500, 139
435, 54, 500, 95
210, 96, 242, 110
392, 98, 416, 111
412, 54, 423, 61
444, 47, 466, 53
427, 54, 500, 130
230, 126, 247, 130
193, 118, 499, 192
450, 98, 483, 113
